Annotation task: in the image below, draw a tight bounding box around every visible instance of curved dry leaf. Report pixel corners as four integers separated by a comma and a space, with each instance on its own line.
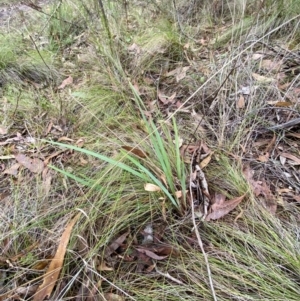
274, 101, 293, 107
106, 232, 129, 257
57, 76, 73, 89
176, 66, 190, 82
144, 183, 161, 192
121, 146, 148, 158
33, 213, 81, 301
200, 152, 213, 168
15, 154, 44, 174
258, 152, 269, 162
136, 248, 168, 260
98, 261, 114, 271
280, 152, 300, 165
252, 73, 275, 83
3, 163, 20, 175
206, 194, 246, 221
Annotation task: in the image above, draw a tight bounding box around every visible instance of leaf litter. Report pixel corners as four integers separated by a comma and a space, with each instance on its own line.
1, 2, 300, 299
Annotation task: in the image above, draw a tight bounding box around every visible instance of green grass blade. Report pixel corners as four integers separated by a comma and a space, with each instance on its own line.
124, 152, 178, 208
43, 139, 148, 181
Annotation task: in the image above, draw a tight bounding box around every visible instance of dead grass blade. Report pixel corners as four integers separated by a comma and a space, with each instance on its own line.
33, 213, 81, 301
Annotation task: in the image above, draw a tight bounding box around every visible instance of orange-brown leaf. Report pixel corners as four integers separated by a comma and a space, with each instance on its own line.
33, 213, 81, 301
237, 95, 245, 109
200, 152, 213, 168
57, 76, 73, 89
121, 146, 148, 158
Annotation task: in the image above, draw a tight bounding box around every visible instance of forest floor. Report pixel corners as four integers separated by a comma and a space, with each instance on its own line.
0, 1, 300, 300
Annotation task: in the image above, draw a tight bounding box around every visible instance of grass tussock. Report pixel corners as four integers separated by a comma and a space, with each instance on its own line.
0, 0, 299, 300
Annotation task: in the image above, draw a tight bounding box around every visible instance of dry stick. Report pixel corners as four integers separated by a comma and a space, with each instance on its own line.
189, 153, 218, 301
267, 117, 300, 131
155, 266, 184, 285
29, 35, 51, 72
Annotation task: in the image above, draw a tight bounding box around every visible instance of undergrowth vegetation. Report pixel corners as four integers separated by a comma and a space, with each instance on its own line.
0, 0, 299, 300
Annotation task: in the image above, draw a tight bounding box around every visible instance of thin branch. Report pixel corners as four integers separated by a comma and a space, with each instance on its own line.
189, 154, 218, 301
29, 35, 51, 72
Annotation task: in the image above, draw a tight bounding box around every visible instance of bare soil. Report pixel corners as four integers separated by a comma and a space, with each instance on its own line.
0, 0, 53, 27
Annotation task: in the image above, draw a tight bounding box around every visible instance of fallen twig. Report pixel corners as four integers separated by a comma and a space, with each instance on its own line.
189, 155, 218, 301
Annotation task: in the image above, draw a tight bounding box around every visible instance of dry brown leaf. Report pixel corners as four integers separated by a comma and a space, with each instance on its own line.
15, 154, 44, 174
158, 91, 176, 104
243, 165, 276, 214
33, 213, 81, 301
44, 150, 65, 165
206, 194, 246, 221
175, 190, 188, 198
200, 152, 213, 168
243, 165, 264, 196
144, 183, 161, 192
265, 133, 276, 153
260, 59, 282, 72
260, 182, 277, 214
287, 132, 300, 139
45, 122, 53, 135
121, 146, 148, 158
3, 163, 20, 175
79, 156, 89, 165
106, 232, 129, 257
32, 259, 51, 271
280, 152, 300, 165
58, 136, 74, 142
75, 138, 85, 148
252, 53, 264, 60
274, 101, 293, 107
258, 152, 269, 162
176, 66, 189, 82
252, 73, 275, 83
237, 94, 245, 109
136, 248, 168, 260
57, 76, 73, 89
160, 174, 168, 187
97, 261, 114, 271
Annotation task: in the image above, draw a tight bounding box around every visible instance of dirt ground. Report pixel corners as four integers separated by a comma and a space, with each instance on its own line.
0, 0, 53, 27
